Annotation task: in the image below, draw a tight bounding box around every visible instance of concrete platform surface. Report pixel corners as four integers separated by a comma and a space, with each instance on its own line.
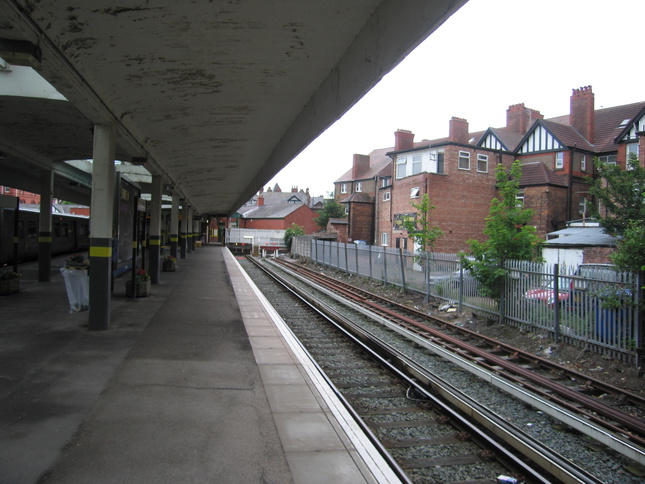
0, 245, 400, 484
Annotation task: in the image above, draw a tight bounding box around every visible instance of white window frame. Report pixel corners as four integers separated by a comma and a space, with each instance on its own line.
458, 151, 470, 170
382, 191, 390, 202
599, 154, 617, 165
476, 154, 488, 173
627, 143, 639, 170
410, 187, 420, 198
396, 157, 407, 179
380, 232, 388, 246
340, 183, 347, 194
355, 182, 362, 192
516, 189, 525, 207
581, 154, 587, 171
381, 177, 389, 188
555, 152, 564, 169
412, 155, 422, 175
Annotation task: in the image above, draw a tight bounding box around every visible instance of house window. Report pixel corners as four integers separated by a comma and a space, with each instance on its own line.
382, 192, 390, 202
516, 189, 525, 207
476, 154, 488, 173
356, 182, 362, 192
555, 152, 564, 169
410, 187, 420, 198
381, 232, 388, 246
3, 187, 9, 193
396, 157, 407, 179
437, 152, 444, 174
381, 177, 390, 188
458, 151, 470, 170
581, 155, 587, 171
344, 205, 349, 214
412, 155, 422, 175
627, 143, 639, 169
599, 155, 617, 165
579, 196, 588, 216
340, 183, 347, 194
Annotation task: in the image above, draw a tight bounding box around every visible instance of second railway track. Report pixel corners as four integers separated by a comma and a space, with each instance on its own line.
239, 255, 645, 483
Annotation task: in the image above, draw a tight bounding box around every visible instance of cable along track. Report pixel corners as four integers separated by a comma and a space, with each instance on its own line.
242, 256, 606, 484
271, 258, 645, 460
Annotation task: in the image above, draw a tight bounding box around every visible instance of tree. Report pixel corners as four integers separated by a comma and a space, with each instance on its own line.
402, 194, 443, 253
284, 223, 304, 250
588, 153, 645, 273
460, 160, 543, 301
315, 199, 346, 230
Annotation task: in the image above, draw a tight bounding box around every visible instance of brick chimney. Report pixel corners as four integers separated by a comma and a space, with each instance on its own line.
394, 129, 415, 151
352, 154, 370, 178
257, 194, 264, 206
506, 103, 543, 134
570, 85, 594, 143
449, 117, 469, 144
291, 185, 298, 193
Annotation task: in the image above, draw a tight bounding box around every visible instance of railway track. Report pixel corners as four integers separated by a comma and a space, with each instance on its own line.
271, 258, 645, 459
242, 256, 610, 483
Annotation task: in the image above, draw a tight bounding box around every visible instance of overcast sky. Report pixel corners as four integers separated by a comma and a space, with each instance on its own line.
268, 0, 645, 197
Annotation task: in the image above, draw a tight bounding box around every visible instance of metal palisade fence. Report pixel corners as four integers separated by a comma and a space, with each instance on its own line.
291, 237, 642, 366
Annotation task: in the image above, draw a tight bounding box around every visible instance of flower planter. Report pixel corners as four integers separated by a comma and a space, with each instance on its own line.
126, 279, 151, 297
0, 278, 19, 295
162, 260, 176, 272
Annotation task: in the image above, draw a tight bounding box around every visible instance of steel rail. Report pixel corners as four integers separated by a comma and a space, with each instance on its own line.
247, 256, 571, 483
271, 257, 645, 464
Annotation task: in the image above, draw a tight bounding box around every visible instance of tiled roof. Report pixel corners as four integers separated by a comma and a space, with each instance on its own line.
344, 192, 373, 203
596, 102, 645, 152
520, 162, 567, 187
543, 101, 645, 153
335, 146, 393, 183
485, 127, 526, 152
241, 204, 302, 219
541, 120, 595, 151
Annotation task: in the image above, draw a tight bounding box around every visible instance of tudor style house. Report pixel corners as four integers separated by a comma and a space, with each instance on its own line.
333, 86, 645, 254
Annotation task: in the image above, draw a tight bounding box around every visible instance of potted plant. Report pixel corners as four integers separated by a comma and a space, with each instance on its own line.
65, 253, 89, 269
126, 268, 151, 297
0, 270, 20, 295
162, 254, 177, 272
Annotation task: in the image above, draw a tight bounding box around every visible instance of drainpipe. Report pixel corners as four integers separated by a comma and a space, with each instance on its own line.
374, 175, 379, 245
566, 147, 575, 222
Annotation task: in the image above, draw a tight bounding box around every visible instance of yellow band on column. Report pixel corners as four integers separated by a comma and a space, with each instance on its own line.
90, 246, 112, 257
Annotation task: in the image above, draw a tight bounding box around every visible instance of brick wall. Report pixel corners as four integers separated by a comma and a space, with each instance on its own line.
582, 247, 614, 264
383, 147, 514, 253
523, 185, 568, 238
348, 202, 373, 242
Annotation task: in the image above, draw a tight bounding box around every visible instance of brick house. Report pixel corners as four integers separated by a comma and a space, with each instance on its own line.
381, 124, 515, 253
334, 148, 392, 244
335, 86, 645, 252
236, 185, 320, 233
484, 87, 645, 238
334, 86, 645, 254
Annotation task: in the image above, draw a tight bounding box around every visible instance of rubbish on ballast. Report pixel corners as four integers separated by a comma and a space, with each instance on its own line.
497, 476, 518, 484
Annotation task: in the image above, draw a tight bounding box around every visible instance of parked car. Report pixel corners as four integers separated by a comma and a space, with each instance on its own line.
523, 278, 573, 306
523, 263, 621, 306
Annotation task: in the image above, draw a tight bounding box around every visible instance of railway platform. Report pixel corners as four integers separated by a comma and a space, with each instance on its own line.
0, 245, 400, 484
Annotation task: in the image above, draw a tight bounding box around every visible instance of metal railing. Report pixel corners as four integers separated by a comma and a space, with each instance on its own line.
292, 237, 642, 365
